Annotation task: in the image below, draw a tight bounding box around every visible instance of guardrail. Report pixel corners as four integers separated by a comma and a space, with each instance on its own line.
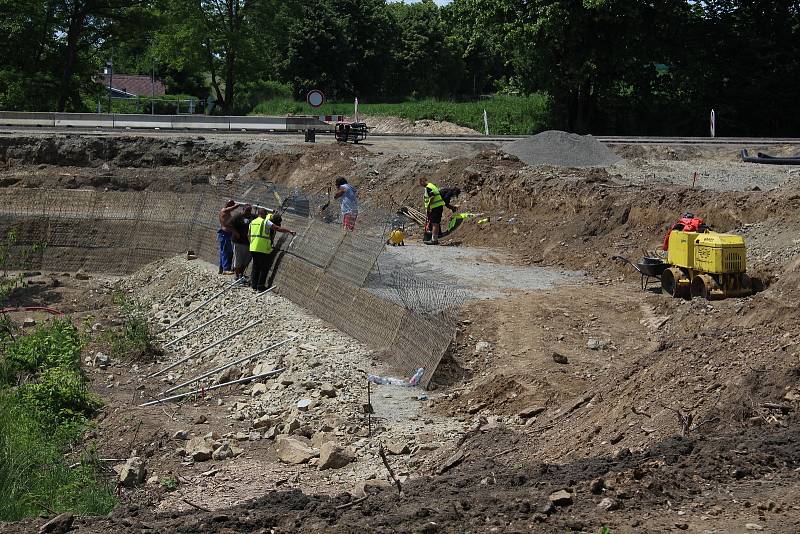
0, 111, 336, 132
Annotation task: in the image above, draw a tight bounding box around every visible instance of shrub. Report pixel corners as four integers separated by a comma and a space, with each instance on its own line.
18, 366, 101, 424
103, 292, 157, 362
3, 319, 81, 382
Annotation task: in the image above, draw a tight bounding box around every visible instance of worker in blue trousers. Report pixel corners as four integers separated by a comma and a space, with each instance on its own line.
217, 200, 239, 274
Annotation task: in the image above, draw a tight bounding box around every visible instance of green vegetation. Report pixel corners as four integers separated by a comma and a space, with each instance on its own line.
0, 319, 114, 521
102, 292, 157, 362
251, 94, 550, 135
1, 1, 798, 135
85, 94, 202, 115
160, 476, 178, 492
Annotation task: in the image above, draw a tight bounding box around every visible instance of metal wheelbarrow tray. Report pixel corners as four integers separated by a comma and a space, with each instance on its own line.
613, 256, 668, 290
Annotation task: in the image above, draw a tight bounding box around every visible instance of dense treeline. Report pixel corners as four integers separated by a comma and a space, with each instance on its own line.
0, 0, 798, 135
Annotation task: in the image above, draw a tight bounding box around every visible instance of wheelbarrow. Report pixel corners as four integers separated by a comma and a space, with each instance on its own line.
613, 256, 669, 291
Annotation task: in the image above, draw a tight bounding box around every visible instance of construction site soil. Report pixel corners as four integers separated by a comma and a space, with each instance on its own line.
2, 131, 800, 533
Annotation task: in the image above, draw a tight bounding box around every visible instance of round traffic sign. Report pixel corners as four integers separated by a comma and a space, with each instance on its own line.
307, 90, 325, 108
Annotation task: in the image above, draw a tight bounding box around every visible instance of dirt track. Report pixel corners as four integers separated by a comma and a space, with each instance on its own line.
2, 132, 800, 533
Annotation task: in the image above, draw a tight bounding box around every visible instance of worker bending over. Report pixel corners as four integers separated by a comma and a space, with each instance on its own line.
249, 208, 295, 292
419, 177, 446, 245
333, 177, 358, 230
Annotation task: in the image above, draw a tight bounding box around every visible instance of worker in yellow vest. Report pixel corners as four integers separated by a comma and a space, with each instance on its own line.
418, 177, 446, 245
249, 208, 296, 292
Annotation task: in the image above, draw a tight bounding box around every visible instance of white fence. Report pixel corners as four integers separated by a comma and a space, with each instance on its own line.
0, 111, 337, 132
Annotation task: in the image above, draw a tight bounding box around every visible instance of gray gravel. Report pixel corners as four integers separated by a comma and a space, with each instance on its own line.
368, 244, 583, 302
611, 157, 800, 192
503, 130, 623, 167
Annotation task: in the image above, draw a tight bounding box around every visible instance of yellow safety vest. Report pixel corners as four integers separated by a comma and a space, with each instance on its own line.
249, 217, 272, 254
424, 182, 445, 210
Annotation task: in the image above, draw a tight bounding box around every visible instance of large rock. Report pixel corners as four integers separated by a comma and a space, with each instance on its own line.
119, 456, 146, 487
39, 512, 74, 533
93, 352, 111, 368
311, 431, 335, 449
252, 415, 275, 429
549, 489, 574, 507
318, 442, 355, 470
187, 436, 214, 462
275, 435, 317, 464
212, 442, 234, 461
385, 440, 410, 455
319, 383, 337, 398
215, 366, 242, 385
251, 383, 268, 396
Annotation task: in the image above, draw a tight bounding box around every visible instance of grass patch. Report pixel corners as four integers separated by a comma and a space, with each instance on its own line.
0, 319, 115, 521
0, 395, 115, 520
101, 292, 158, 362
250, 94, 551, 135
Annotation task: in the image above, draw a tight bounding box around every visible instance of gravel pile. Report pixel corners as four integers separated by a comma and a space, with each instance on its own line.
121, 256, 465, 498
503, 130, 622, 167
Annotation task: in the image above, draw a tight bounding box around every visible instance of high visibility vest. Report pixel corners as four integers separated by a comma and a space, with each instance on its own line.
249, 217, 272, 253
424, 182, 445, 210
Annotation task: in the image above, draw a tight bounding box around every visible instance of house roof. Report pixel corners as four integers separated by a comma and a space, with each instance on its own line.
98, 74, 166, 96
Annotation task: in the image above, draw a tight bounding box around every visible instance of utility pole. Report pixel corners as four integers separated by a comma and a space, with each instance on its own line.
151, 58, 155, 115
106, 58, 113, 113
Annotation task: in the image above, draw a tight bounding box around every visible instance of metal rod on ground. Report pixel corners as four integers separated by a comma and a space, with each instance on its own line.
149, 318, 263, 378
162, 286, 276, 348
162, 337, 293, 395
139, 368, 285, 407
157, 276, 245, 334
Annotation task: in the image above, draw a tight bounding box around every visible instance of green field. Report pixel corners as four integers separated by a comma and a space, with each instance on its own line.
251, 94, 550, 135
0, 319, 115, 521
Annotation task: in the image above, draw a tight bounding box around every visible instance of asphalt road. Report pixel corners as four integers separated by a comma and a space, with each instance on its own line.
1, 125, 799, 145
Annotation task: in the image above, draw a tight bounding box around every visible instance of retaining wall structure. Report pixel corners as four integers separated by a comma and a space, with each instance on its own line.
0, 187, 453, 386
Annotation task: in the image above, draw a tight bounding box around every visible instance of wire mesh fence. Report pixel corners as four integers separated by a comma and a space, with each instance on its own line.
0, 183, 459, 386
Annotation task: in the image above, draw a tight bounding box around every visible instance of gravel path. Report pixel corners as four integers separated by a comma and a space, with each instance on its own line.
611, 155, 800, 192
369, 244, 584, 301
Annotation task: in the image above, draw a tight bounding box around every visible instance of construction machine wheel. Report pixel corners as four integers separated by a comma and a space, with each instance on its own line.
739, 273, 753, 294
690, 273, 719, 300
661, 267, 685, 298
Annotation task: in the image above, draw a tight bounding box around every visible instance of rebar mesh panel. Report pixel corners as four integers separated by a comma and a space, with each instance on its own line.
309, 274, 352, 326
273, 256, 322, 304
387, 311, 455, 388
326, 232, 384, 286
290, 220, 344, 269
343, 290, 407, 348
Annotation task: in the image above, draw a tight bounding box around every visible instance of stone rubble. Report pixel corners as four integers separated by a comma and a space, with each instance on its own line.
118, 456, 146, 487
123, 257, 466, 497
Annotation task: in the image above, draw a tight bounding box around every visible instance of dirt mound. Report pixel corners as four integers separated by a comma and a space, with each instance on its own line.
352, 115, 480, 135
503, 130, 623, 167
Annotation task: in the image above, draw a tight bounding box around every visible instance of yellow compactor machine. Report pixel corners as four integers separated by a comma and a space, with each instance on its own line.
661, 230, 752, 300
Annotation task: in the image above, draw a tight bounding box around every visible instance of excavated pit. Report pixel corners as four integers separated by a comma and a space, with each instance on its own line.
3, 132, 800, 533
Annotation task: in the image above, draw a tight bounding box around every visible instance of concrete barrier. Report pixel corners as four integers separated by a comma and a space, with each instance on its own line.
229, 115, 288, 131
114, 114, 174, 129
171, 115, 230, 130
0, 111, 339, 132
0, 111, 55, 127
54, 113, 114, 128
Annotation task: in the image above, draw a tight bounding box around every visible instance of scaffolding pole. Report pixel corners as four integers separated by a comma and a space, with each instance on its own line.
157, 276, 245, 334
149, 318, 263, 378
139, 368, 285, 407
162, 337, 293, 395
162, 286, 275, 348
